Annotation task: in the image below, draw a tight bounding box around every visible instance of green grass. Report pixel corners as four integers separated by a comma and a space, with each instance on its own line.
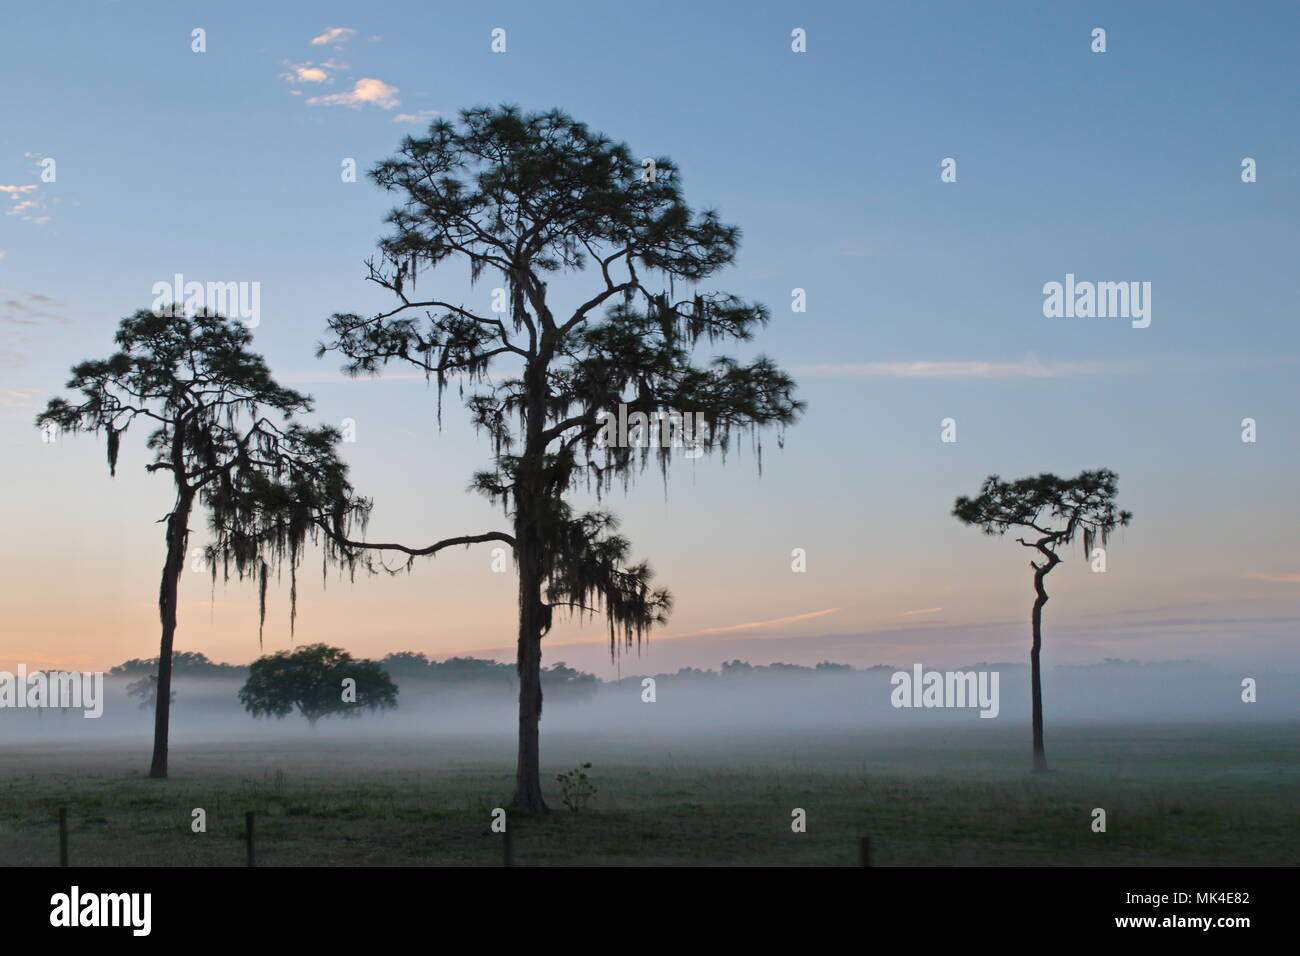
1, 723, 1296, 866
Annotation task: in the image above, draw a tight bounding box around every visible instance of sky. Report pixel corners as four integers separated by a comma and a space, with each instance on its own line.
2, 1, 1298, 678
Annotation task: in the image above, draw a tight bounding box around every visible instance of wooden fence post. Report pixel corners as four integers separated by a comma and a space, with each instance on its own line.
58, 808, 68, 867
245, 812, 255, 867
859, 836, 871, 867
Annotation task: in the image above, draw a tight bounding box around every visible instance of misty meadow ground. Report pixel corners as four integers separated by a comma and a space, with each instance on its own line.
1, 723, 1296, 866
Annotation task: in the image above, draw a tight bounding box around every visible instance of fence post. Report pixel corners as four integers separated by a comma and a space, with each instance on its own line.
503, 826, 513, 867
859, 836, 871, 867
245, 812, 255, 867
58, 808, 68, 867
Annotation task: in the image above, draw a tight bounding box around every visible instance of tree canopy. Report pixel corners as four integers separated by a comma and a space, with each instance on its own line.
952, 469, 1132, 559
239, 643, 398, 727
37, 307, 372, 777
307, 104, 802, 809
953, 468, 1132, 772
36, 309, 371, 640
316, 104, 803, 656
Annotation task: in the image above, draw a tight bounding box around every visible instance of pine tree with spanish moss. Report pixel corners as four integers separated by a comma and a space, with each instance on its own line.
953, 469, 1132, 772
315, 105, 803, 811
37, 309, 369, 778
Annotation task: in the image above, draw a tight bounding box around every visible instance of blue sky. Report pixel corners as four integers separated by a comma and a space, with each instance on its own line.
2, 1, 1298, 676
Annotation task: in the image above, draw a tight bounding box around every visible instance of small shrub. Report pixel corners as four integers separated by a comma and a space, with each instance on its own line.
556, 762, 597, 812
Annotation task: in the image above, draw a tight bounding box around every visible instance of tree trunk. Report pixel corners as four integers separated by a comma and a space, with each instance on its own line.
1029, 563, 1053, 773
510, 511, 548, 812
149, 489, 192, 780
509, 324, 551, 813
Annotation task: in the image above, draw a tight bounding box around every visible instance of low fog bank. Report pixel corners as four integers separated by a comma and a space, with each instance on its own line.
2, 658, 1292, 743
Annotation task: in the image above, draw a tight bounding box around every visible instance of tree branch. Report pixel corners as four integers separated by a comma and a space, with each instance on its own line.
313, 522, 515, 557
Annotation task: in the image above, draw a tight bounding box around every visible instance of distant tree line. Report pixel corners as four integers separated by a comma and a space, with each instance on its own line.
107, 652, 1038, 689
101, 653, 940, 691
110, 651, 247, 680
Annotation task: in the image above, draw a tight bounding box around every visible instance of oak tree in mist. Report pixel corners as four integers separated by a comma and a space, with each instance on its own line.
316, 105, 802, 811
953, 469, 1131, 772
37, 309, 368, 778
239, 643, 397, 728
126, 674, 175, 711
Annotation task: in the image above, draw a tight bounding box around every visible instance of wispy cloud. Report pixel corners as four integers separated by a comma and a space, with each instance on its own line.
797, 354, 1299, 381
896, 607, 943, 617
283, 63, 330, 83
7, 200, 46, 222
393, 109, 440, 124
1241, 572, 1300, 584
310, 27, 356, 47
518, 607, 845, 655
3, 166, 50, 224
0, 289, 70, 327
795, 355, 1131, 380
307, 77, 400, 110
281, 56, 349, 86
0, 289, 69, 373
669, 607, 841, 639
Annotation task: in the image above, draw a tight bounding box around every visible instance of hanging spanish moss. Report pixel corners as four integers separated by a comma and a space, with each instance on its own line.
106, 426, 121, 477
312, 104, 807, 809
257, 560, 268, 649
36, 307, 370, 779
319, 108, 803, 665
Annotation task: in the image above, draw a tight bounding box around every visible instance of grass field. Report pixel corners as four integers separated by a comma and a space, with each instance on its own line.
2, 723, 1296, 866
